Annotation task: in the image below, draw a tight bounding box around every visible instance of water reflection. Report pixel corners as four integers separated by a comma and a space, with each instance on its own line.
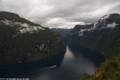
31, 46, 96, 80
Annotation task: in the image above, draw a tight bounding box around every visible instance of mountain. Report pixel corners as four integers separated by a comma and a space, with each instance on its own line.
94, 13, 120, 29
51, 28, 72, 45
67, 13, 120, 58
0, 11, 46, 33
0, 11, 66, 74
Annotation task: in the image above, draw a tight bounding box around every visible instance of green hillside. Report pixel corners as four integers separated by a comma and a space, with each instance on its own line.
81, 56, 120, 80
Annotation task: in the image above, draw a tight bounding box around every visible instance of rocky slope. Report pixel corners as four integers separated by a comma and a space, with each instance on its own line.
68, 13, 120, 58
81, 56, 120, 80
0, 11, 65, 67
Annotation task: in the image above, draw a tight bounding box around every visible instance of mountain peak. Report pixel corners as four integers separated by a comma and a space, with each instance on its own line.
0, 11, 19, 16
0, 11, 40, 26
99, 13, 120, 23
94, 13, 120, 29
109, 13, 120, 17
0, 11, 20, 20
0, 11, 45, 33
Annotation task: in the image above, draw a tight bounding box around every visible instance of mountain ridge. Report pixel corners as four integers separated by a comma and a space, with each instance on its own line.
0, 11, 66, 67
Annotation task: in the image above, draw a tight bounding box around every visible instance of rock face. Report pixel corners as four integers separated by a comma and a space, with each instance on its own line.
0, 11, 65, 72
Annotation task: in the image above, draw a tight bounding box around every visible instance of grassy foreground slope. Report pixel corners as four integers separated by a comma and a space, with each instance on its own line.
81, 56, 120, 80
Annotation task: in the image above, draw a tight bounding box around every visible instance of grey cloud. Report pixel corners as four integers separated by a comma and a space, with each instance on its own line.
0, 0, 120, 28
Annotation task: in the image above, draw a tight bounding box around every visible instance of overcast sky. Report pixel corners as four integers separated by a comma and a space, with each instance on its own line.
0, 0, 120, 28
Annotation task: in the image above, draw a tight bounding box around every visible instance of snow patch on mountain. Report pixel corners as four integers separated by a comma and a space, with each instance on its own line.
99, 15, 110, 21
78, 28, 93, 36
106, 22, 118, 28
76, 14, 119, 37
0, 19, 45, 33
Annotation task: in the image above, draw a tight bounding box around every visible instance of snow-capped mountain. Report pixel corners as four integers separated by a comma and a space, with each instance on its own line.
94, 13, 120, 29
0, 11, 45, 33
68, 13, 120, 58
72, 24, 94, 36
72, 13, 120, 37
